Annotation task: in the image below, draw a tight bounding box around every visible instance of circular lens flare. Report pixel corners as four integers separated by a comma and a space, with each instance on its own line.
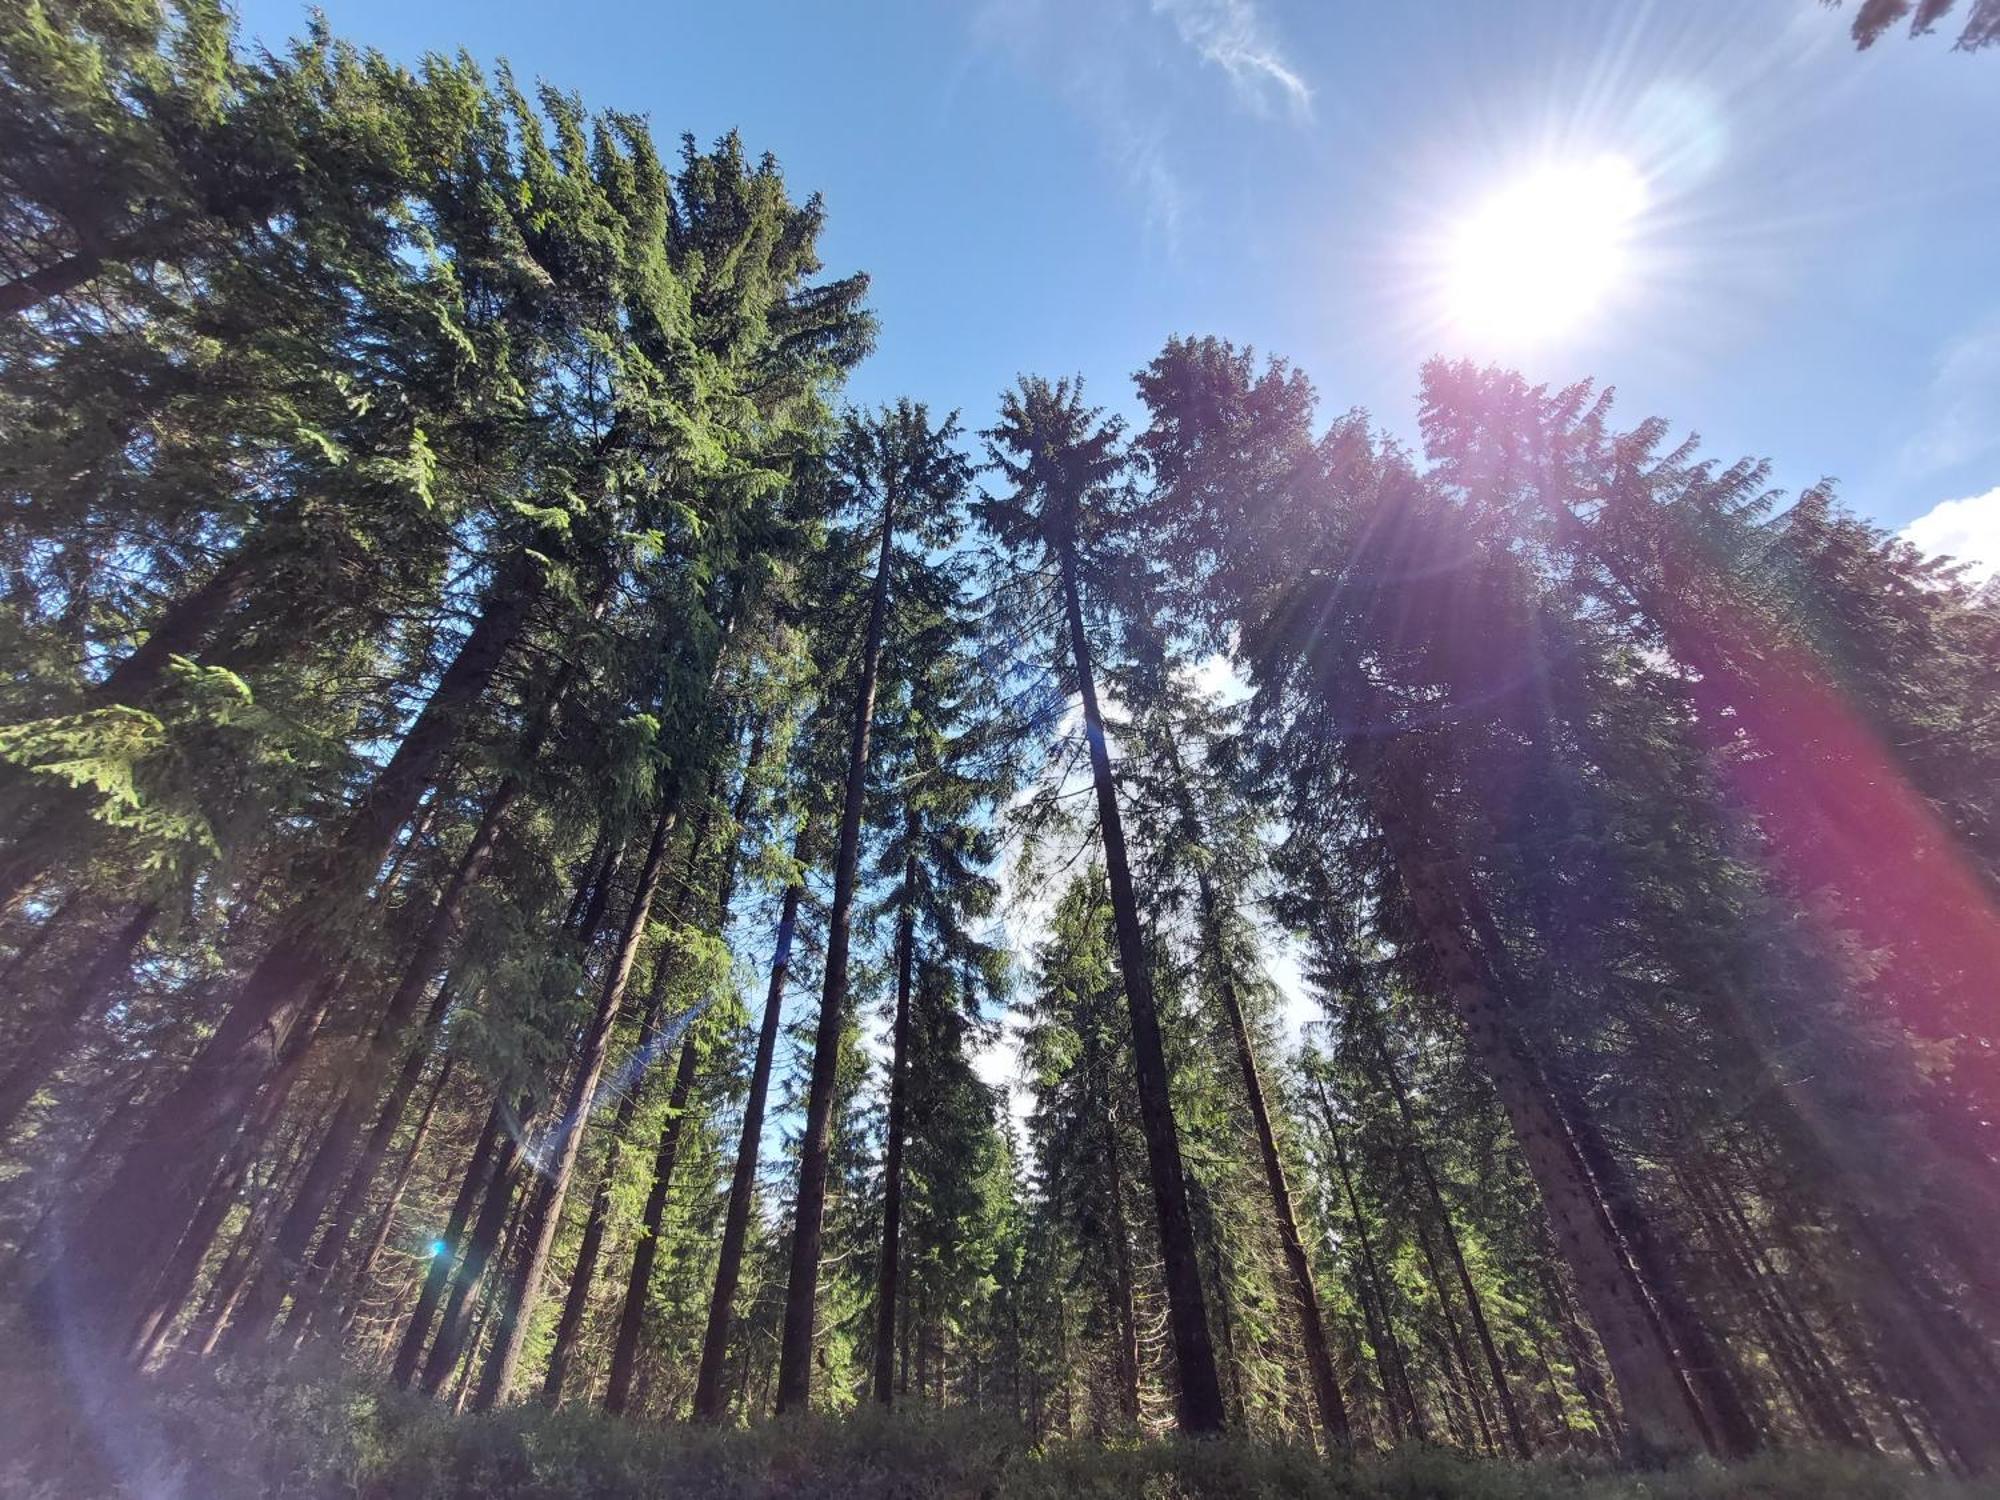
1442, 154, 1648, 349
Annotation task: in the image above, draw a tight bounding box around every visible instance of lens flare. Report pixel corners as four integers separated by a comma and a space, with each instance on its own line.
1442, 154, 1647, 348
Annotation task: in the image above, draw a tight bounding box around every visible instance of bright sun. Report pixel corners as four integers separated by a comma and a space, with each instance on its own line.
1442, 154, 1648, 348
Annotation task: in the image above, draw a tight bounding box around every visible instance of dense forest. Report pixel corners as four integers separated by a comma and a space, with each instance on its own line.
2, 5, 1998, 1498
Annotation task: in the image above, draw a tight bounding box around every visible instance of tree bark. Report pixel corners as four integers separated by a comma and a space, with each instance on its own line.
775, 479, 899, 1415
97, 544, 261, 705
419, 1106, 526, 1395
541, 796, 716, 1406
1365, 1003, 1531, 1457
691, 848, 807, 1420
0, 902, 158, 1140
472, 791, 682, 1409
1364, 760, 1711, 1453
601, 1020, 703, 1414
37, 558, 537, 1350
1057, 545, 1224, 1435
248, 592, 608, 1345
392, 1104, 501, 1388
871, 814, 920, 1407
283, 980, 463, 1343
404, 824, 630, 1392
1318, 1084, 1426, 1445
330, 1055, 455, 1344
1103, 1093, 1142, 1426
1198, 870, 1349, 1450
123, 984, 335, 1362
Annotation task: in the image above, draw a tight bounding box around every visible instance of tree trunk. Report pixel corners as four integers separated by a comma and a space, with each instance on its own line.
1198, 871, 1349, 1449
692, 852, 807, 1420
473, 791, 682, 1410
545, 762, 739, 1405
541, 797, 716, 1406
775, 480, 899, 1415
38, 558, 537, 1350
403, 826, 630, 1392
419, 1107, 526, 1395
120, 980, 336, 1361
283, 981, 464, 1343
1318, 1084, 1426, 1445
871, 817, 919, 1406
330, 1055, 455, 1344
1365, 1004, 1531, 1457
98, 543, 261, 705
1057, 545, 1224, 1435
603, 1021, 704, 1414
1368, 780, 1710, 1453
254, 595, 608, 1346
0, 545, 260, 917
392, 1104, 501, 1388
249, 789, 520, 1338
0, 902, 158, 1139
1104, 1096, 1142, 1426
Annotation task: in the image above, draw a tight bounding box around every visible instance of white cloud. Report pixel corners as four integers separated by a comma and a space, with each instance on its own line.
1150, 0, 1313, 120
1900, 317, 2000, 480
1902, 485, 2000, 586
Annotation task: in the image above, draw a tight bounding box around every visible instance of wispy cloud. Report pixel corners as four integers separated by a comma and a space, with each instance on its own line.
1900, 313, 2000, 479
969, 0, 1310, 248
1151, 0, 1313, 119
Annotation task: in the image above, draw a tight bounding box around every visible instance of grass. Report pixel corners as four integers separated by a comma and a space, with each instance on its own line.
0, 1350, 1989, 1500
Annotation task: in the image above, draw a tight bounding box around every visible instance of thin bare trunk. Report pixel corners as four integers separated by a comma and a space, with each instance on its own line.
1058, 545, 1223, 1435
474, 792, 682, 1409
603, 1022, 703, 1414
0, 902, 157, 1139
1365, 1004, 1531, 1457
776, 481, 899, 1415
692, 846, 807, 1420
1318, 1084, 1426, 1445
871, 818, 919, 1406
40, 560, 536, 1349
1198, 871, 1349, 1449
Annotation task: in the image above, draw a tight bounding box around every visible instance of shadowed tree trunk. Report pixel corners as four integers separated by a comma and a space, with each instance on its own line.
1057, 543, 1224, 1435
1362, 742, 1712, 1454
473, 787, 684, 1409
1104, 1094, 1142, 1426
603, 1015, 704, 1414
0, 545, 261, 918
400, 833, 629, 1392
419, 1104, 528, 1395
776, 472, 900, 1415
124, 984, 337, 1363
1317, 1083, 1426, 1445
327, 1054, 455, 1341
1197, 869, 1350, 1450
691, 833, 809, 1420
282, 979, 464, 1344
542, 787, 721, 1405
1364, 1001, 1532, 1458
870, 812, 919, 1407
392, 1105, 501, 1389
38, 556, 539, 1351
239, 596, 607, 1347
0, 902, 158, 1140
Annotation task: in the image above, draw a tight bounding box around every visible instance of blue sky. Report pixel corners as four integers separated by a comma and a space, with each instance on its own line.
231, 0, 2000, 561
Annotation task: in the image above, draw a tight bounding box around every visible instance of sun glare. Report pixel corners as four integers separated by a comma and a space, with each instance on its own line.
1442, 154, 1648, 349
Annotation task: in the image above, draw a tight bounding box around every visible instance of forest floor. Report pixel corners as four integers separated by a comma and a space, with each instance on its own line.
0, 1351, 1988, 1500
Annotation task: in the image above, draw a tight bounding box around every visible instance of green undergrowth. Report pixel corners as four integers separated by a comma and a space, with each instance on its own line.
0, 1353, 1986, 1500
